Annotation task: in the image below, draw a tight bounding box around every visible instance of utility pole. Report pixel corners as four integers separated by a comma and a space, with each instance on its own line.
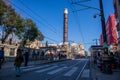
99, 0, 107, 47
93, 39, 99, 45
71, 0, 107, 47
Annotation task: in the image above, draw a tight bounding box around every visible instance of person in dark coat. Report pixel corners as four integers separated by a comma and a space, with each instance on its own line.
14, 49, 23, 77
58, 52, 61, 60
24, 51, 29, 66
41, 51, 44, 59
0, 47, 4, 69
32, 50, 36, 60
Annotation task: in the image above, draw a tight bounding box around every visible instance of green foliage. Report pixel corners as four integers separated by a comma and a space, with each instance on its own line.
0, 0, 7, 25
21, 18, 44, 46
38, 30, 44, 41
0, 0, 44, 45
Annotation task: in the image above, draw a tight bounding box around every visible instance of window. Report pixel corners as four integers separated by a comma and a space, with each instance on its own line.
119, 0, 120, 5
10, 48, 15, 56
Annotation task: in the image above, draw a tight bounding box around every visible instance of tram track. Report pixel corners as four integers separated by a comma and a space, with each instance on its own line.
46, 59, 89, 80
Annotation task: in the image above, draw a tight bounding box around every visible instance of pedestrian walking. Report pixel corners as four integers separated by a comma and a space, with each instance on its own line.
50, 51, 53, 60
93, 54, 97, 64
14, 49, 23, 77
36, 51, 39, 60
32, 50, 36, 60
0, 47, 4, 69
58, 52, 61, 60
24, 51, 29, 66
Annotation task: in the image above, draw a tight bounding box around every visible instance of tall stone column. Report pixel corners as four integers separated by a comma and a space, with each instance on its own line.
63, 8, 68, 44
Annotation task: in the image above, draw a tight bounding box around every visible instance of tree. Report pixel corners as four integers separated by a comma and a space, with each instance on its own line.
0, 0, 7, 41
37, 30, 44, 41
21, 18, 44, 46
0, 0, 44, 45
0, 0, 7, 25
1, 5, 24, 43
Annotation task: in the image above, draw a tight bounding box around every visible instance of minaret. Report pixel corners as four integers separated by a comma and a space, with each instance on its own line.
63, 8, 68, 44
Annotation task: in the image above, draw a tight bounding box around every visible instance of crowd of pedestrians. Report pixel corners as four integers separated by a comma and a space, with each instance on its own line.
0, 46, 66, 77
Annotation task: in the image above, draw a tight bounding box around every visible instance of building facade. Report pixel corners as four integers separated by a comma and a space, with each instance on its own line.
106, 14, 118, 45
70, 43, 85, 56
113, 0, 120, 50
100, 14, 118, 46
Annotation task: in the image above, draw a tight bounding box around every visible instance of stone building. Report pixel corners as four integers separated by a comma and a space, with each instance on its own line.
70, 43, 85, 56
25, 39, 42, 49
59, 42, 85, 58
0, 44, 18, 57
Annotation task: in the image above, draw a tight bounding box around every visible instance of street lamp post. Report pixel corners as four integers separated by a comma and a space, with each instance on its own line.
99, 0, 107, 47
72, 0, 108, 48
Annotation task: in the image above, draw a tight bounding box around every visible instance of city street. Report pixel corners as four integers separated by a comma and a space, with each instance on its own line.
0, 58, 90, 80
1, 0, 120, 80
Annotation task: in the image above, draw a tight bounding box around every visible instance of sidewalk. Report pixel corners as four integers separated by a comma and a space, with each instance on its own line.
0, 58, 69, 79
1, 59, 68, 69
91, 65, 120, 80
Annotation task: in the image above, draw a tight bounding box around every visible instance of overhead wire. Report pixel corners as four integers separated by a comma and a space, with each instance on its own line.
18, 0, 62, 38
68, 0, 93, 50
68, 0, 85, 43
69, 0, 99, 50
7, 0, 59, 43
45, 36, 59, 43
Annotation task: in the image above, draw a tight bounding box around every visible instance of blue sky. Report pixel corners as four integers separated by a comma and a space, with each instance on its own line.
10, 0, 114, 51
